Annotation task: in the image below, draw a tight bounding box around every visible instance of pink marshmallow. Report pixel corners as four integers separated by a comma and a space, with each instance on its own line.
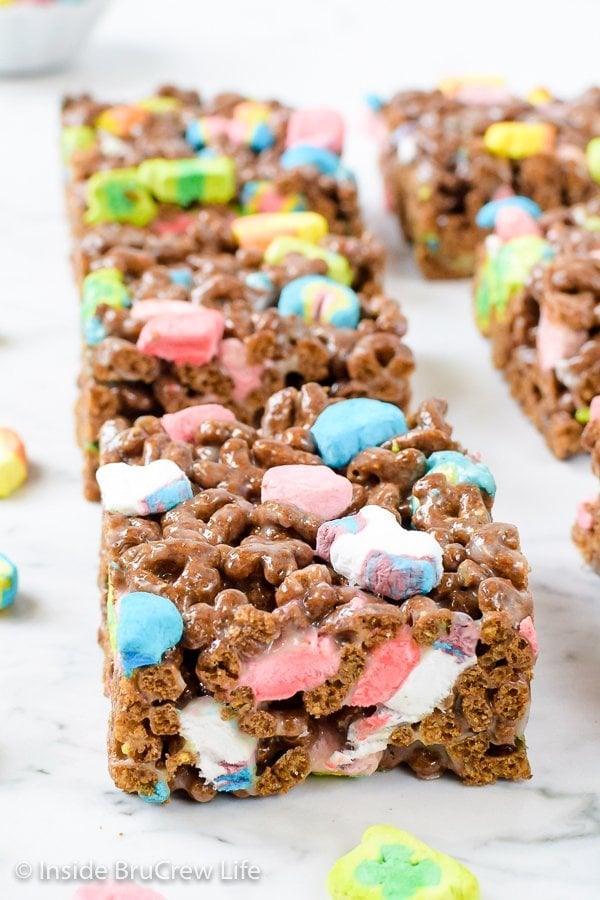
218, 337, 264, 402
237, 628, 341, 702
130, 299, 193, 322
161, 404, 235, 442
351, 709, 395, 742
286, 108, 345, 154
152, 213, 195, 236
575, 499, 596, 532
345, 628, 421, 707
137, 307, 225, 366
537, 309, 587, 372
495, 205, 541, 241
75, 883, 165, 900
455, 84, 514, 106
590, 396, 600, 422
261, 464, 353, 520
518, 615, 539, 658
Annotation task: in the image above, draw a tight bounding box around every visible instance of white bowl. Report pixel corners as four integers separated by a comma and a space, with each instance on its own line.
0, 0, 110, 76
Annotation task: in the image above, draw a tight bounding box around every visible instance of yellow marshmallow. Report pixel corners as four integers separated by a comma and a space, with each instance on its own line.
484, 121, 556, 159
231, 211, 328, 253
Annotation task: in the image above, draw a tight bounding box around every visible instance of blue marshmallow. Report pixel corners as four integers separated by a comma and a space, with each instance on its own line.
280, 145, 341, 176
475, 196, 542, 230
117, 591, 184, 677
425, 450, 496, 497
0, 552, 18, 610
169, 268, 193, 287
140, 780, 171, 804
310, 399, 408, 469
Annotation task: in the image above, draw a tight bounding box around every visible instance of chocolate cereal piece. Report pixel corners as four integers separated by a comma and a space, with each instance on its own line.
97, 385, 536, 803
474, 198, 600, 459
375, 84, 600, 279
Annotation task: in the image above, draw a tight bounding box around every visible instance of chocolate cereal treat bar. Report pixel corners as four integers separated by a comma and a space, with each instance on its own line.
374, 81, 600, 278
474, 196, 600, 458
95, 384, 536, 803
573, 396, 600, 571
76, 246, 411, 499
62, 85, 362, 263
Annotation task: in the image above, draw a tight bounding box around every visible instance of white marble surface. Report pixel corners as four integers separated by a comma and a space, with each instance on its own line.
1, 1, 600, 898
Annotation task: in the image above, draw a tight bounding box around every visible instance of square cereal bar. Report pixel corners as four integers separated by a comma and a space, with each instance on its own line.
474, 198, 600, 458
375, 84, 600, 278
76, 237, 409, 499
62, 85, 363, 267
96, 384, 536, 803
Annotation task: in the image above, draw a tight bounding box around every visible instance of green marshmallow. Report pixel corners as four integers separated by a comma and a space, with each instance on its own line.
474, 235, 553, 333
85, 168, 157, 227
327, 826, 480, 900
137, 156, 236, 206
61, 125, 97, 164
264, 235, 353, 285
586, 137, 600, 183
81, 267, 131, 320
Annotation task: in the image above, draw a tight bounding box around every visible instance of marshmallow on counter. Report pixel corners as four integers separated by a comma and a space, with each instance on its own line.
161, 404, 235, 443
96, 459, 193, 515
310, 398, 408, 469
116, 591, 184, 677
178, 695, 257, 793
74, 881, 166, 900
327, 825, 481, 900
237, 627, 341, 703
285, 108, 345, 155
137, 306, 225, 366
0, 552, 18, 610
231, 211, 329, 253
317, 506, 444, 602
0, 428, 27, 498
278, 275, 361, 329
261, 464, 354, 521
423, 450, 496, 497
536, 309, 587, 372
264, 236, 353, 285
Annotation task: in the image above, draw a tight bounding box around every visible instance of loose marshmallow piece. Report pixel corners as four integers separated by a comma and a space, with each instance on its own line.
0, 552, 18, 610
237, 628, 341, 702
137, 307, 225, 366
161, 404, 235, 442
178, 696, 257, 792
285, 107, 345, 154
317, 505, 444, 602
0, 428, 27, 498
96, 459, 193, 515
75, 882, 166, 900
261, 464, 353, 520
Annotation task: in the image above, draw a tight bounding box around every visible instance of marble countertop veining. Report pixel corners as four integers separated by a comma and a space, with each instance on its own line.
1, 1, 600, 898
